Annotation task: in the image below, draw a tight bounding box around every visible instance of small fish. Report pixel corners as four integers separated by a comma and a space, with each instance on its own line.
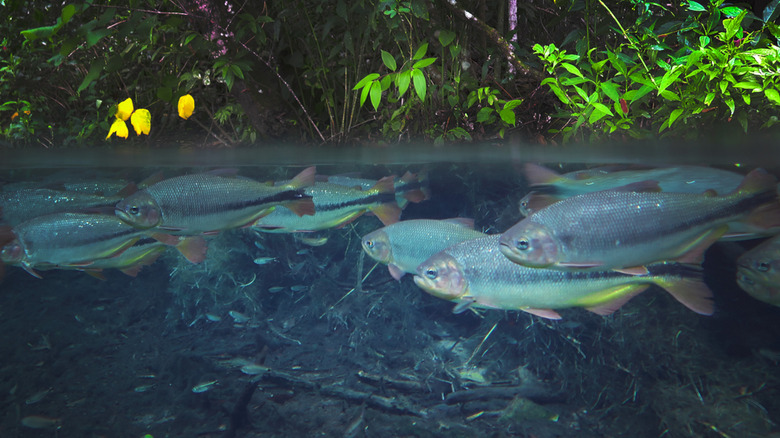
519, 163, 746, 216
21, 415, 62, 429
253, 256, 276, 265
205, 313, 222, 322
290, 285, 308, 292
252, 177, 401, 233
268, 286, 285, 293
79, 237, 168, 278
191, 380, 219, 393
240, 364, 269, 375
228, 310, 250, 323
501, 169, 780, 271
115, 167, 316, 235
25, 388, 52, 405
737, 234, 780, 306
362, 218, 486, 280
294, 234, 329, 246
134, 384, 155, 393
414, 235, 714, 319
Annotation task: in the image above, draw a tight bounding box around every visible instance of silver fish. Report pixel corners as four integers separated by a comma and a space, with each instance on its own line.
115, 167, 316, 235
737, 234, 780, 307
414, 235, 714, 319
501, 169, 780, 271
362, 218, 485, 280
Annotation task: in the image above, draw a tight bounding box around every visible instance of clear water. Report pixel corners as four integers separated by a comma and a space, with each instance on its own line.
1, 142, 778, 437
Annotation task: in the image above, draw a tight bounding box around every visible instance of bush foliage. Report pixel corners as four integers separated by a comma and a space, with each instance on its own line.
1, 0, 779, 146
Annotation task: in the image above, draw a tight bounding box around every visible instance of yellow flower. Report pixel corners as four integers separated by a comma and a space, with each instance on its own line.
178, 94, 194, 119
116, 98, 134, 121
106, 118, 129, 139
130, 108, 151, 135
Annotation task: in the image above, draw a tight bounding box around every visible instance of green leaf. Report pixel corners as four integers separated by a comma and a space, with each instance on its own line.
624, 84, 653, 103
725, 96, 735, 115
438, 29, 456, 47
724, 11, 747, 41
560, 63, 585, 78
61, 4, 76, 25
77, 60, 104, 94
412, 68, 426, 101
658, 67, 682, 94
668, 108, 684, 127
591, 102, 614, 117
412, 43, 428, 60
606, 50, 627, 77
688, 1, 706, 12
360, 82, 371, 107
381, 50, 397, 71
397, 70, 411, 97
476, 107, 493, 122
499, 108, 516, 126
764, 88, 780, 105
734, 81, 762, 90
589, 107, 608, 124
659, 90, 680, 101
370, 80, 382, 111
720, 6, 745, 17
764, 0, 780, 22
704, 92, 716, 106
413, 57, 437, 69
503, 99, 523, 111
600, 81, 620, 102
353, 73, 380, 90
86, 28, 113, 47
21, 25, 59, 41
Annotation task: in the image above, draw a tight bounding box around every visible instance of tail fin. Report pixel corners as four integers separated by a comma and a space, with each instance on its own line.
732, 168, 777, 196
524, 163, 563, 186
399, 171, 431, 204
653, 263, 714, 315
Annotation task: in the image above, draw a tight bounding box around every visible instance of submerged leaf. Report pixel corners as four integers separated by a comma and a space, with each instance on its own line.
178, 94, 195, 119
131, 109, 151, 135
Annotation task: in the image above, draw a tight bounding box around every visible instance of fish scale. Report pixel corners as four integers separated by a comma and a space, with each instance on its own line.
414, 235, 714, 319
500, 168, 780, 270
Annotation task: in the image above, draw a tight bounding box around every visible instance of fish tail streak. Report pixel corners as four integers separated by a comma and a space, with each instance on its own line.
654, 267, 714, 315
733, 168, 777, 196
524, 163, 563, 185
286, 166, 317, 190
401, 171, 431, 203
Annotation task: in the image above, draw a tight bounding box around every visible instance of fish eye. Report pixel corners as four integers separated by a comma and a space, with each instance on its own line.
757, 261, 771, 272
129, 206, 140, 215
515, 239, 530, 251
425, 268, 438, 280
364, 240, 374, 248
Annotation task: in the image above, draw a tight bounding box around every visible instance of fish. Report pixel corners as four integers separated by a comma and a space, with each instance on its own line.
115, 167, 316, 235
80, 237, 168, 278
252, 177, 401, 233
500, 168, 780, 271
253, 256, 276, 265
0, 188, 123, 226
413, 235, 714, 319
0, 213, 205, 278
324, 170, 430, 208
21, 415, 62, 430
191, 380, 219, 393
736, 235, 780, 306
519, 163, 746, 216
361, 218, 486, 280
0, 212, 149, 278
